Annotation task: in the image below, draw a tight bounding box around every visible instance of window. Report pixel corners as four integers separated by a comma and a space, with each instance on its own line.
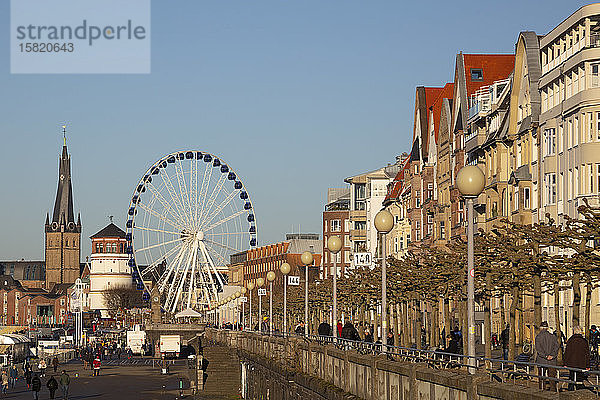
515, 187, 520, 210
344, 235, 350, 247
523, 187, 530, 209
415, 191, 421, 208
470, 68, 483, 81
545, 173, 557, 204
568, 119, 573, 149
331, 219, 341, 232
575, 117, 579, 146
394, 237, 398, 253
354, 184, 366, 210
589, 113, 594, 142
593, 64, 600, 88
440, 221, 446, 239
597, 112, 600, 140
355, 221, 366, 231
427, 183, 433, 200
597, 164, 600, 194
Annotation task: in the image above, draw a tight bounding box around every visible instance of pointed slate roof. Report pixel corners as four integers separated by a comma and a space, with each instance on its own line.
52, 144, 76, 225
90, 223, 126, 239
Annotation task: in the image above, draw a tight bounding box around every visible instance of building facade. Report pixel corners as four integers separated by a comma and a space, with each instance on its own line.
322, 188, 351, 279
88, 223, 132, 317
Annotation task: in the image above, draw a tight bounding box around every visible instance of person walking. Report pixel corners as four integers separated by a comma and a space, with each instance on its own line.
38, 359, 47, 378
363, 329, 373, 343
52, 357, 59, 373
1, 370, 9, 395
500, 325, 510, 360
59, 370, 70, 399
317, 321, 332, 336
535, 321, 559, 391
25, 368, 32, 389
341, 322, 360, 341
46, 375, 58, 399
564, 325, 590, 391
9, 365, 17, 389
31, 374, 41, 400
92, 357, 101, 377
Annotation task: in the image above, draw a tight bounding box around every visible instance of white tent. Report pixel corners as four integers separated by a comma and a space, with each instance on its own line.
174, 308, 202, 319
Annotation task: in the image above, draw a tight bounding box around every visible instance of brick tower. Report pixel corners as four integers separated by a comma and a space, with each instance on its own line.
45, 129, 81, 289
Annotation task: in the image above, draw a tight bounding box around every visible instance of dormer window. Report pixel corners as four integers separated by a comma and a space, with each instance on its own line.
470, 69, 483, 81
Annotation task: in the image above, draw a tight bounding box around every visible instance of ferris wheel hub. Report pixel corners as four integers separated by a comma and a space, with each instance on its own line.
196, 231, 204, 241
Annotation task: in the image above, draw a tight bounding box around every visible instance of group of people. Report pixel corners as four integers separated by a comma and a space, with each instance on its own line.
1, 359, 70, 400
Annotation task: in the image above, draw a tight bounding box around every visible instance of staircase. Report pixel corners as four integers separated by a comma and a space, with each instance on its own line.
199, 343, 241, 399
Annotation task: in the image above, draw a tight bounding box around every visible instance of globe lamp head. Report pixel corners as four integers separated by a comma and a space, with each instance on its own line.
456, 165, 485, 197
327, 236, 342, 254
374, 210, 394, 233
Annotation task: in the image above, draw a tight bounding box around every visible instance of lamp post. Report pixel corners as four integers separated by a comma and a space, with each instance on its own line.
301, 251, 314, 336
247, 282, 255, 330
257, 277, 265, 333
456, 165, 485, 373
235, 292, 241, 327
241, 287, 247, 329
267, 271, 276, 334
374, 209, 394, 346
327, 236, 342, 338
280, 262, 291, 334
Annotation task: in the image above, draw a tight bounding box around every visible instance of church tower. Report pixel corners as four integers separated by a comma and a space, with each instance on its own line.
45, 129, 81, 289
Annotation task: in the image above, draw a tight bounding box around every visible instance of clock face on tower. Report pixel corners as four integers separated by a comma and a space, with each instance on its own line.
60, 174, 64, 181
153, 297, 159, 302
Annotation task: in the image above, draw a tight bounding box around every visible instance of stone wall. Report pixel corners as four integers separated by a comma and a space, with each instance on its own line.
206, 329, 597, 400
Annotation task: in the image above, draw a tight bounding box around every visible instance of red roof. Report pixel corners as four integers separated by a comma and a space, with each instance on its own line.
462, 54, 514, 96
383, 157, 410, 205
430, 83, 454, 143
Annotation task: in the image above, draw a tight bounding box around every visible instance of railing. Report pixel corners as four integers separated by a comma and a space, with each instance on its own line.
214, 328, 600, 394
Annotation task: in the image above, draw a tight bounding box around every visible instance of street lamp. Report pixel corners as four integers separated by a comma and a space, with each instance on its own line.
241, 287, 247, 329
267, 271, 276, 334
456, 165, 485, 373
301, 251, 314, 336
257, 277, 265, 333
247, 282, 255, 330
374, 209, 394, 347
280, 262, 291, 334
327, 236, 342, 338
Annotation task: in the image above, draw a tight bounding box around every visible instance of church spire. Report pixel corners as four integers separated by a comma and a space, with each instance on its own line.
50, 126, 78, 232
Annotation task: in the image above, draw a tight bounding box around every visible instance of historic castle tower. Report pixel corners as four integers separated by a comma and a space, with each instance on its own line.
44, 135, 81, 289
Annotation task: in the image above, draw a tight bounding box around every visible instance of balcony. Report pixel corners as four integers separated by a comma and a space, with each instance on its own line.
350, 210, 367, 219
349, 229, 367, 240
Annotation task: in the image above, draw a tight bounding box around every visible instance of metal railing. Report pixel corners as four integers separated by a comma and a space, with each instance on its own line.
214, 328, 600, 394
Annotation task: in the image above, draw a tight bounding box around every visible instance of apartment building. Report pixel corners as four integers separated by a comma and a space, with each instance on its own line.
322, 188, 351, 279
345, 160, 401, 266
538, 4, 600, 224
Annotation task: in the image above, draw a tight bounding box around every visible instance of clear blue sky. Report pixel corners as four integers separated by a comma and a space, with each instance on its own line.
0, 0, 592, 260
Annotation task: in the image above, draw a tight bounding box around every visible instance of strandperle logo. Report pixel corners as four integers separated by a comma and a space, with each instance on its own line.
11, 0, 151, 74
15, 20, 147, 46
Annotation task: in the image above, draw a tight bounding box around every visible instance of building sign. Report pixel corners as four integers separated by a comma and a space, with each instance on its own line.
258, 289, 266, 296
353, 252, 372, 267
288, 276, 300, 286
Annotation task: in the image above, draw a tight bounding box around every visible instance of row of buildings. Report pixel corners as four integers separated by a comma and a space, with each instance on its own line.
0, 139, 133, 326
318, 4, 600, 339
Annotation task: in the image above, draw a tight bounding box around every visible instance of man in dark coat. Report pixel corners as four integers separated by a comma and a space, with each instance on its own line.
46, 375, 59, 399
535, 321, 559, 391
363, 329, 374, 343
318, 322, 332, 336
564, 325, 590, 391
500, 325, 510, 360
341, 322, 360, 341
31, 374, 41, 400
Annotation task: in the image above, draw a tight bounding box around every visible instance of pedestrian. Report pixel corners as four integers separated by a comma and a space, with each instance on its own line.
31, 374, 41, 400
341, 321, 360, 341
59, 370, 70, 399
294, 323, 304, 335
93, 357, 101, 377
336, 320, 343, 337
9, 365, 17, 388
52, 356, 59, 373
46, 375, 58, 399
535, 321, 559, 391
590, 325, 600, 360
500, 325, 510, 360
445, 334, 460, 354
564, 325, 590, 391
38, 359, 47, 378
318, 321, 332, 336
1, 370, 9, 395
363, 329, 373, 343
25, 368, 32, 389
386, 330, 395, 348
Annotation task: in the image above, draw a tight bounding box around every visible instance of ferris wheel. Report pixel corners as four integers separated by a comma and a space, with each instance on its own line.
125, 151, 257, 314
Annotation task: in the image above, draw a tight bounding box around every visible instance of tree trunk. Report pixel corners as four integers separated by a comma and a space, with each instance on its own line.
573, 273, 581, 328
554, 278, 563, 363
533, 273, 542, 333
393, 303, 400, 347
509, 285, 519, 360
443, 295, 450, 349
484, 273, 492, 360
416, 296, 423, 349
517, 290, 524, 348
585, 275, 592, 340
500, 293, 506, 332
